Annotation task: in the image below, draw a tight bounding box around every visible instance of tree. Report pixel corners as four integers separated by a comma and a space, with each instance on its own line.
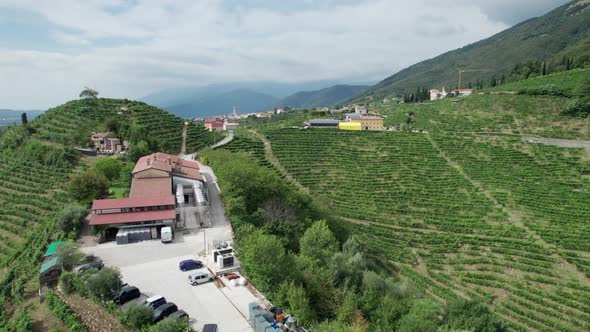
275, 281, 316, 325
300, 220, 339, 264
68, 169, 110, 204
397, 299, 442, 332
55, 242, 84, 271
239, 231, 288, 294
85, 267, 122, 303
79, 87, 98, 99
58, 205, 87, 236
121, 303, 153, 330
127, 140, 150, 162
93, 158, 123, 182
150, 317, 193, 332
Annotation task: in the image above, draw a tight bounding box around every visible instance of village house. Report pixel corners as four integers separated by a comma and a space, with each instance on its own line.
354, 103, 368, 114
350, 116, 384, 131
204, 119, 225, 131
223, 121, 240, 131
91, 132, 128, 154
429, 87, 448, 101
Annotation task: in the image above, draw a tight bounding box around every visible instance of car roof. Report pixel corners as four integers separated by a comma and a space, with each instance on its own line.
168, 310, 187, 318
146, 295, 164, 302
155, 302, 176, 312
202, 324, 218, 332
121, 285, 138, 292
190, 271, 209, 276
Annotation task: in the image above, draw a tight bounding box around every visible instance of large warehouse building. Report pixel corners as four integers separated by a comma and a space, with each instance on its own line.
89, 152, 210, 242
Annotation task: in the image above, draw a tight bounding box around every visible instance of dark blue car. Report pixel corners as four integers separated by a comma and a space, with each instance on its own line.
179, 259, 203, 271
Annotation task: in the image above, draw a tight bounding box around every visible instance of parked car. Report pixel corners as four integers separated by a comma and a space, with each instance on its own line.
113, 286, 140, 305
179, 259, 203, 271
77, 260, 104, 273
144, 295, 166, 309
152, 302, 178, 324
188, 271, 214, 285
166, 310, 188, 321
202, 324, 218, 332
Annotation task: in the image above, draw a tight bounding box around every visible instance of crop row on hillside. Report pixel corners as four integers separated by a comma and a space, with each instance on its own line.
265, 128, 590, 331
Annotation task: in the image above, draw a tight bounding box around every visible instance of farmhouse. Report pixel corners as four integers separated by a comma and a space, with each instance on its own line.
204, 119, 225, 131
91, 132, 128, 154
90, 152, 210, 242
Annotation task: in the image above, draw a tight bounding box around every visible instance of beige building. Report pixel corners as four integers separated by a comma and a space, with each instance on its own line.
351, 116, 384, 131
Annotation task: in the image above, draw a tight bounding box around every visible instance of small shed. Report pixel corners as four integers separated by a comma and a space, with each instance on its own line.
40, 256, 62, 288
44, 240, 64, 258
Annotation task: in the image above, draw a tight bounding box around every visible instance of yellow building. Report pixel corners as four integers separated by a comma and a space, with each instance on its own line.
351, 116, 384, 131
338, 121, 362, 131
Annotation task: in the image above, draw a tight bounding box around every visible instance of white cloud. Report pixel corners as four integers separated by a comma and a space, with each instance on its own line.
0, 0, 567, 109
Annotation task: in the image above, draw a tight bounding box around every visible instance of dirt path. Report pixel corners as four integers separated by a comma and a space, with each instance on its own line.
251, 130, 309, 194
522, 135, 590, 151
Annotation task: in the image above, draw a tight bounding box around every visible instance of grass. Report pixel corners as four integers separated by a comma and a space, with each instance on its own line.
108, 184, 128, 199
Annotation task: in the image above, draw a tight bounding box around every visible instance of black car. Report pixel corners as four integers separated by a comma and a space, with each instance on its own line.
166, 309, 188, 321
77, 261, 104, 273
152, 302, 178, 324
202, 324, 218, 332
113, 286, 140, 305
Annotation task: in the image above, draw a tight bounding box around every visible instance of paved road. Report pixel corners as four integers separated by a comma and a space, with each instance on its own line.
211, 130, 234, 149
522, 135, 590, 151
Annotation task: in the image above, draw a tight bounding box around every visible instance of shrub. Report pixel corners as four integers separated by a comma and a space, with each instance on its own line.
68, 169, 110, 204
58, 205, 88, 237
150, 317, 193, 332
84, 267, 122, 303
120, 303, 153, 330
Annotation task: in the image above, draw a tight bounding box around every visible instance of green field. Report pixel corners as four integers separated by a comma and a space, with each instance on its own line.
263, 128, 590, 331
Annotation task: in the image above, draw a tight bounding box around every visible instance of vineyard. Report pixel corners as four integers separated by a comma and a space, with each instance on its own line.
263, 128, 590, 331
373, 93, 589, 140
31, 98, 218, 154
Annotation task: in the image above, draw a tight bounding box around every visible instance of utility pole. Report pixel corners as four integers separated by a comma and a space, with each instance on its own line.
458, 69, 495, 90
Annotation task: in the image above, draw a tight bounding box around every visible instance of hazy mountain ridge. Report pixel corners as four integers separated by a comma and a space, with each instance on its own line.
278, 85, 369, 109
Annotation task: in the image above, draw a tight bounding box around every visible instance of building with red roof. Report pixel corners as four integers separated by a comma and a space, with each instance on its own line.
89, 152, 209, 242
204, 119, 224, 131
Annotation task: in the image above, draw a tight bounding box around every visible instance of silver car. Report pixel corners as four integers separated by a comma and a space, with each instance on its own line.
188, 271, 214, 285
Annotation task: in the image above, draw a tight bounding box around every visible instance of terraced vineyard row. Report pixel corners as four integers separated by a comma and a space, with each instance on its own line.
266, 129, 590, 331
0, 149, 74, 317
214, 135, 271, 168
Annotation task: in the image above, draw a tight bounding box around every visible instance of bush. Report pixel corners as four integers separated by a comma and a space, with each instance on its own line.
120, 303, 153, 330
150, 317, 193, 332
55, 242, 84, 272
84, 267, 122, 303
517, 84, 569, 97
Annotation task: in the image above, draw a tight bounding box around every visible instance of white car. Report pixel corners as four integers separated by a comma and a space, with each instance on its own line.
188, 271, 214, 286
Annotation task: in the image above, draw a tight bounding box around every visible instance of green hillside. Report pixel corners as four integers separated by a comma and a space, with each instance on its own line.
220, 69, 590, 331
357, 0, 590, 101
0, 97, 219, 328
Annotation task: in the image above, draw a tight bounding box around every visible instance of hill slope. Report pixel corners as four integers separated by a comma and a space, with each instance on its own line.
278, 85, 369, 109
229, 69, 590, 331
164, 89, 279, 118
357, 0, 590, 100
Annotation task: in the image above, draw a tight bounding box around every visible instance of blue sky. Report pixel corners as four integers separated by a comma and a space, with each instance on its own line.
0, 0, 570, 109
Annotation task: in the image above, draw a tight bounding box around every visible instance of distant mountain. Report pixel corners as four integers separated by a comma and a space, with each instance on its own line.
0, 109, 43, 126
164, 89, 280, 118
278, 85, 369, 109
356, 0, 590, 101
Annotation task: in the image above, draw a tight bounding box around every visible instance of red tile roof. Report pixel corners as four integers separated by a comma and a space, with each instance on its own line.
89, 209, 176, 226
129, 178, 172, 198
132, 152, 200, 175
91, 195, 175, 210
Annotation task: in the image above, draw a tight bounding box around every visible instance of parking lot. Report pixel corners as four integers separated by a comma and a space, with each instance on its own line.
80, 165, 256, 331
81, 232, 253, 331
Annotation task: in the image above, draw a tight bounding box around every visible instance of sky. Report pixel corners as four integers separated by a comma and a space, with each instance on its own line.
0, 0, 570, 109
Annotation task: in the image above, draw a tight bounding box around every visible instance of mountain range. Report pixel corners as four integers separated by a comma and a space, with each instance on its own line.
140, 81, 373, 118
356, 0, 590, 101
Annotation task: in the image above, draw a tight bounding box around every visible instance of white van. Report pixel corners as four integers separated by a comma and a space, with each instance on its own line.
161, 227, 173, 243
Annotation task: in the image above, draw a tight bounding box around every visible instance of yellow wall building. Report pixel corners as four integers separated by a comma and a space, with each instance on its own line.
351, 116, 384, 130
338, 121, 362, 131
